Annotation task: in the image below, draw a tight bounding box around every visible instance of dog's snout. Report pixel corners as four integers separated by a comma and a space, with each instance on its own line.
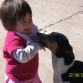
36, 32, 41, 36
36, 32, 47, 39
36, 32, 42, 38
36, 32, 48, 47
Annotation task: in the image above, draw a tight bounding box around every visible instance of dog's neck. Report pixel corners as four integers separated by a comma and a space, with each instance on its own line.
52, 53, 75, 74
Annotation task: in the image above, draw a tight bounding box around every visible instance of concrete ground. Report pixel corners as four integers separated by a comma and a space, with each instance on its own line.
0, 0, 83, 83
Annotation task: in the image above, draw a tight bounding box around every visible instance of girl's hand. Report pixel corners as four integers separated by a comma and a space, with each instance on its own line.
40, 45, 46, 51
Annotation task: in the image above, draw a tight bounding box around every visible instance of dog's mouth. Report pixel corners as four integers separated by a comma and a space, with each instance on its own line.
36, 32, 48, 47
38, 41, 47, 47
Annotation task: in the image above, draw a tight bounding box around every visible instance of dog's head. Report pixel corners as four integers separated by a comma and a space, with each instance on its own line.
36, 32, 75, 65
36, 32, 58, 53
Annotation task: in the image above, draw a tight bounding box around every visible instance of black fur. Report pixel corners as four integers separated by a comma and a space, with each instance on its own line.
37, 32, 75, 65
51, 32, 75, 65
36, 32, 83, 83
62, 60, 83, 83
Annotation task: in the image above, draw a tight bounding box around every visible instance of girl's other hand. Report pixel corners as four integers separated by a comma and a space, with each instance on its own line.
40, 45, 46, 51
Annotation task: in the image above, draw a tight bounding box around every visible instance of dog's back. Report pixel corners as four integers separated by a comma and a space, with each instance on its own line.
61, 60, 83, 83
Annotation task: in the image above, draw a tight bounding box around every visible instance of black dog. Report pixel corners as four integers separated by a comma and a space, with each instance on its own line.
36, 32, 83, 83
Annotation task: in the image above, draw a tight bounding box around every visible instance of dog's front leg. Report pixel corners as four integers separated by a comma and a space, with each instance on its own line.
52, 53, 63, 83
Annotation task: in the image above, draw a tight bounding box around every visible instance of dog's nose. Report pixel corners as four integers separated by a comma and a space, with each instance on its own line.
36, 32, 40, 36
37, 32, 47, 36
36, 32, 42, 40
36, 32, 48, 40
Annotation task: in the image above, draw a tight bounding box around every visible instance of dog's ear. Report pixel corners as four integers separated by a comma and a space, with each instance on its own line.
53, 32, 75, 65
64, 44, 75, 65
56, 43, 75, 65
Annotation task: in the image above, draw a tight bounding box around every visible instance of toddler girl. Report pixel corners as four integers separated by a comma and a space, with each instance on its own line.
0, 0, 43, 83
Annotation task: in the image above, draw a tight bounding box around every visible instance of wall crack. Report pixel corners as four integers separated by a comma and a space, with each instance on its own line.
39, 10, 83, 31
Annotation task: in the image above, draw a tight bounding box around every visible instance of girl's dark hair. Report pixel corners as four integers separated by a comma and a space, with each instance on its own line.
0, 0, 32, 30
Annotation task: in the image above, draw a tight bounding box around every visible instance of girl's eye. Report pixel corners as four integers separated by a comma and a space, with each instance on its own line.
21, 20, 28, 25
22, 21, 26, 23
20, 17, 32, 25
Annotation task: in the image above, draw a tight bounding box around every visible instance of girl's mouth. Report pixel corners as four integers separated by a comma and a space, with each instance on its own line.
24, 29, 29, 30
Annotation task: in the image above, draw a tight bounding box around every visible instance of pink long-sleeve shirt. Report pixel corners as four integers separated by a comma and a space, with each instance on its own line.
3, 25, 41, 81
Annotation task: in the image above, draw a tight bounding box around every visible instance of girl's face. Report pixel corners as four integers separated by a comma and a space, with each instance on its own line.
15, 13, 33, 34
